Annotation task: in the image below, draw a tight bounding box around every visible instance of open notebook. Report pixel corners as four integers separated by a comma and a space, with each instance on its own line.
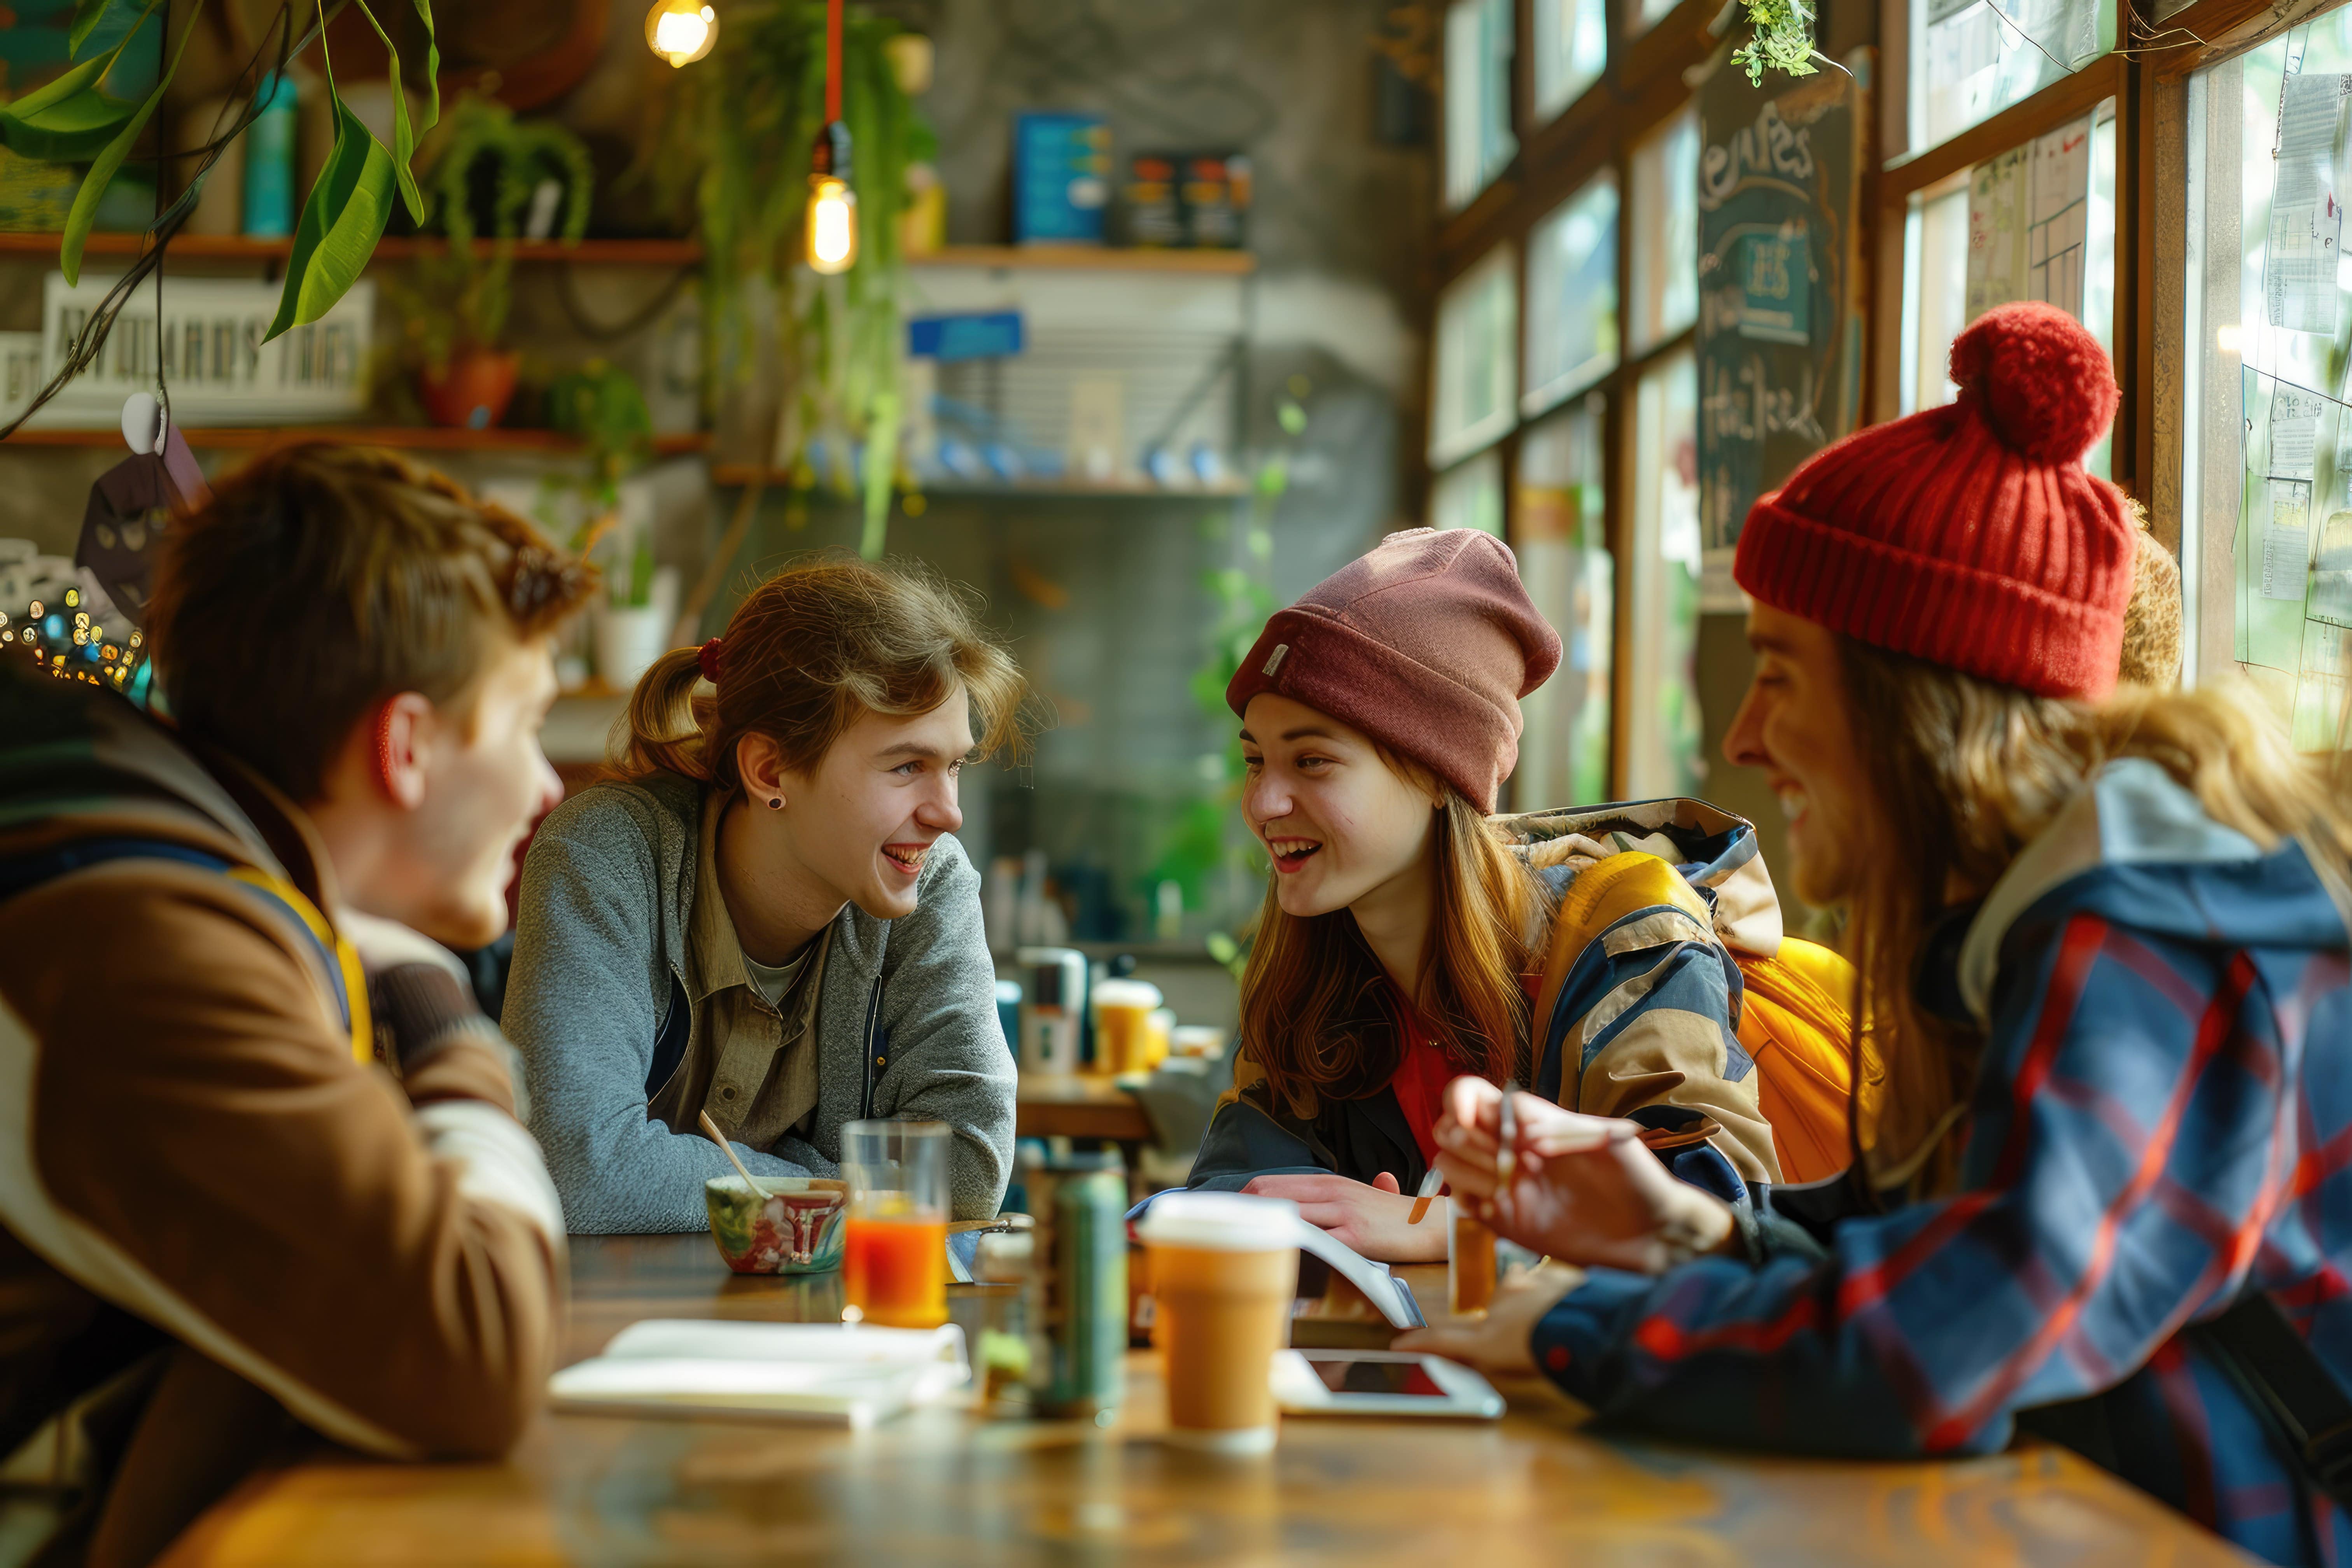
1291, 1221, 1427, 1329
550, 1320, 970, 1428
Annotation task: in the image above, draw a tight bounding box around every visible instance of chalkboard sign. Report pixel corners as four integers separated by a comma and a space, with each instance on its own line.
1695, 52, 1870, 609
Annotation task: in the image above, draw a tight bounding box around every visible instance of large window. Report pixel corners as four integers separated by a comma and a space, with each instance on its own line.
1904, 0, 2115, 156
1629, 350, 1704, 797
1524, 175, 1620, 416
1629, 108, 1700, 355
1433, 448, 1507, 535
1899, 102, 2118, 471
2181, 20, 2352, 748
1444, 0, 1519, 209
1431, 245, 1519, 467
1534, 0, 1608, 121
1516, 395, 1613, 807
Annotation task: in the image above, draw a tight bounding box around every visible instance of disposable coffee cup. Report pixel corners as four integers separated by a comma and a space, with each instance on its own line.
1136, 1190, 1300, 1455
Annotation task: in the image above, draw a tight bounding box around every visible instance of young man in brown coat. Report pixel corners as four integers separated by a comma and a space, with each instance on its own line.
0, 444, 591, 1565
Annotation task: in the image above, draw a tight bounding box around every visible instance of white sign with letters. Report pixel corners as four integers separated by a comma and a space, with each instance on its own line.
24, 273, 374, 426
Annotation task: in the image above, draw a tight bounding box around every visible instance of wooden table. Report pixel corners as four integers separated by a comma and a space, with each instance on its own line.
159, 1234, 2248, 1567
1015, 1072, 1155, 1144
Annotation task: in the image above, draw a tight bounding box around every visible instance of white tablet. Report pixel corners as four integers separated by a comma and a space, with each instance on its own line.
1269, 1349, 1505, 1419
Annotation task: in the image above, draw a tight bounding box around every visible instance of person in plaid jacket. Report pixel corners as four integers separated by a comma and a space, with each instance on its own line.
1402, 302, 2352, 1566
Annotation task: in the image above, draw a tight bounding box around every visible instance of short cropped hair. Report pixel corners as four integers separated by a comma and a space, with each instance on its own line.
146, 443, 594, 801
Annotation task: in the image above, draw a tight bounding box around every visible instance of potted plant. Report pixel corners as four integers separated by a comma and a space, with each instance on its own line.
395, 96, 596, 429
390, 243, 520, 429
548, 362, 671, 688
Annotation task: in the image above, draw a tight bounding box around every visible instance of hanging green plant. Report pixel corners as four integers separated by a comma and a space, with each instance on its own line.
380, 94, 593, 372
1730, 0, 1820, 84
427, 94, 593, 252
0, 0, 440, 434
647, 1, 935, 558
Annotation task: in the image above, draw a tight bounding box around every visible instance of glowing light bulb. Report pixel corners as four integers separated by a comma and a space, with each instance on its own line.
645, 0, 718, 67
807, 175, 858, 274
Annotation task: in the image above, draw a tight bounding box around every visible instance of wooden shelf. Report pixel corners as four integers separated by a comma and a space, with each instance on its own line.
2, 426, 712, 455
0, 233, 1255, 273
709, 464, 1246, 497
0, 232, 704, 264
911, 245, 1256, 275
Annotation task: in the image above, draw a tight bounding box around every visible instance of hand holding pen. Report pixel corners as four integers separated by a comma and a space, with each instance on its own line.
1426, 1076, 1742, 1275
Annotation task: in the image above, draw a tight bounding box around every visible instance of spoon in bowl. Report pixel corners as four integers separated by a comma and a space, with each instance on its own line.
698, 1110, 769, 1200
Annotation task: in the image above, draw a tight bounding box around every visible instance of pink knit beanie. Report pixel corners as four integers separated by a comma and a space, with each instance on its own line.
1225, 528, 1562, 812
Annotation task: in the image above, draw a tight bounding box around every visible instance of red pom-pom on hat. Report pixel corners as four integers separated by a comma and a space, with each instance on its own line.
1948, 300, 2119, 464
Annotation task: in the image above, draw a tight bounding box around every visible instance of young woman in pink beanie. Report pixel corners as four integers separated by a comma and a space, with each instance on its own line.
1405, 303, 2352, 1567
1181, 526, 1835, 1261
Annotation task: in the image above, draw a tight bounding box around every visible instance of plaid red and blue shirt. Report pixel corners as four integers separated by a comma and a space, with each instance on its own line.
1532, 760, 2352, 1566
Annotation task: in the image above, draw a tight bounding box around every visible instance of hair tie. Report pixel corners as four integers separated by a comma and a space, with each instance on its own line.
697, 637, 724, 684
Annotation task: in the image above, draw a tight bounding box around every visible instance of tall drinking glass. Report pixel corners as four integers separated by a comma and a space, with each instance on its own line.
841, 1120, 950, 1328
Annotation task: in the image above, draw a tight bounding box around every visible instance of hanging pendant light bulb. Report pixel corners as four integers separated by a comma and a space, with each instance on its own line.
645, 0, 718, 68
807, 121, 858, 275
804, 0, 856, 275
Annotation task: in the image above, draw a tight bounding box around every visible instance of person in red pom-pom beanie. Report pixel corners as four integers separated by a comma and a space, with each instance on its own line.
1400, 304, 2352, 1568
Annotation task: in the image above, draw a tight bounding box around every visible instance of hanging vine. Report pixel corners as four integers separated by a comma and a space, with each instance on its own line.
648, 1, 934, 558
1730, 0, 1822, 85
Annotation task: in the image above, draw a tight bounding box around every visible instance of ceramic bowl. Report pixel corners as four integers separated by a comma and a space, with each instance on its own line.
704, 1174, 847, 1274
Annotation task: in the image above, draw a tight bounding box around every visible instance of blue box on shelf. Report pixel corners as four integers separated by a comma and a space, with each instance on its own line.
908, 310, 1025, 362
1013, 112, 1110, 246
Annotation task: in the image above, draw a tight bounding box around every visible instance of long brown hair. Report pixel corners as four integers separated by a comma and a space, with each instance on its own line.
1239, 750, 1547, 1116
1835, 641, 2352, 1195
616, 555, 1029, 791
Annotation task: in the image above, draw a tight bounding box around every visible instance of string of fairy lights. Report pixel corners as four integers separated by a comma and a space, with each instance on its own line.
2, 586, 149, 699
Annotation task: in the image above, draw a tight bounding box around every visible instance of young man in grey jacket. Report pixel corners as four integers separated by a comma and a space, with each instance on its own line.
504, 559, 1026, 1234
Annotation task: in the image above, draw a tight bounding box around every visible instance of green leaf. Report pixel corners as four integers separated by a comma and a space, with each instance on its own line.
68, 0, 113, 56
59, 2, 194, 286
0, 85, 137, 163
410, 0, 440, 137
3, 52, 111, 121
265, 94, 399, 341
349, 0, 424, 223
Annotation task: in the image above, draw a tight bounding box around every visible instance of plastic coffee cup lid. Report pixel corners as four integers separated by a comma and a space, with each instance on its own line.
1135, 1190, 1301, 1250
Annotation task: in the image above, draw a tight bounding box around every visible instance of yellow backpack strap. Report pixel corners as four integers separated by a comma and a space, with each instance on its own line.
225, 866, 373, 1065
1533, 851, 1718, 1085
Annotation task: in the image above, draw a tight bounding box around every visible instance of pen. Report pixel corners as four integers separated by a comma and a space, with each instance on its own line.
1406, 1164, 1444, 1225
1496, 1080, 1519, 1207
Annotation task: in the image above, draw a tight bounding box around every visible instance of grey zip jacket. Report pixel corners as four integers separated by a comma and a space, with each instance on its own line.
503, 772, 1015, 1233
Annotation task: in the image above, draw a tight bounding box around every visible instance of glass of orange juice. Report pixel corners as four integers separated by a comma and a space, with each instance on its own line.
840, 1120, 950, 1328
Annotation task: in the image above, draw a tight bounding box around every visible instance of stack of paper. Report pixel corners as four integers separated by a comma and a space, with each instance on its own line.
550, 1320, 970, 1429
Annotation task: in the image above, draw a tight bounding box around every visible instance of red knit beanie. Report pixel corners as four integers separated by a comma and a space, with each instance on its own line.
1225, 528, 1563, 813
1732, 301, 2134, 700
